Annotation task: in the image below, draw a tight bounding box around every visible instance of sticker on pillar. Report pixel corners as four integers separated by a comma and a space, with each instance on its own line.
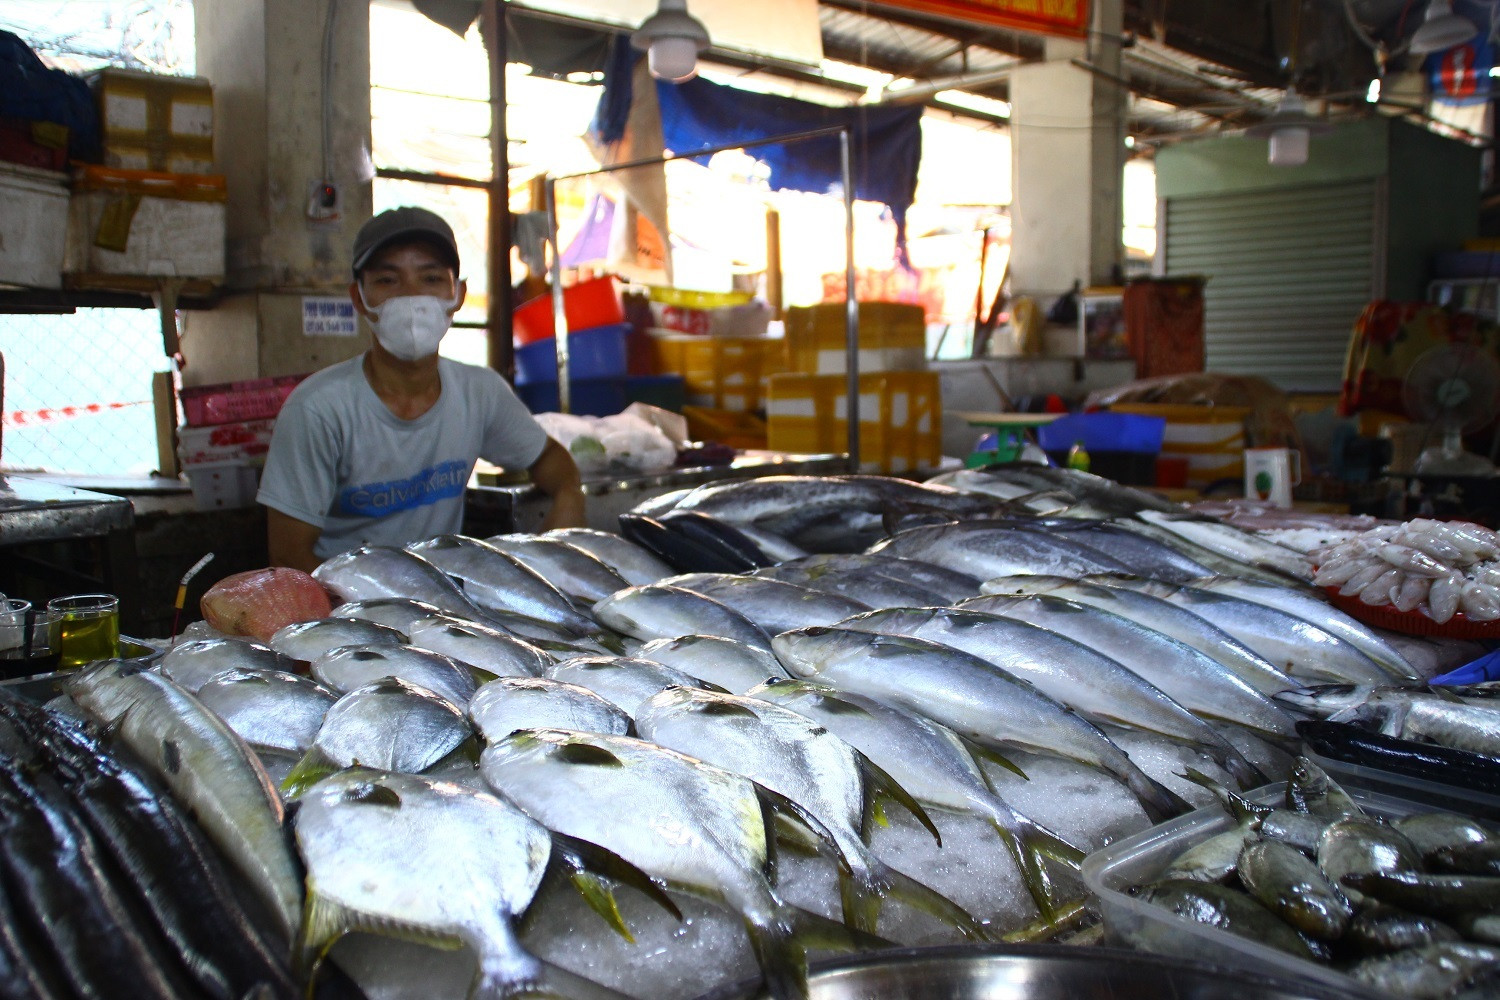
302, 296, 358, 337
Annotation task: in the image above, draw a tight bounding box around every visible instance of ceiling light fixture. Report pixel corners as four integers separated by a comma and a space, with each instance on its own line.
1245, 87, 1332, 167
632, 0, 710, 84
1408, 0, 1478, 56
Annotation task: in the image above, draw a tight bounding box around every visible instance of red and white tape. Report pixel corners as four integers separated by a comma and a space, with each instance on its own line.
3, 400, 149, 427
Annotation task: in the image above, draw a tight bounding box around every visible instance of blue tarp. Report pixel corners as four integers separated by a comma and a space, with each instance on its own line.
1431, 645, 1500, 686
0, 30, 100, 162
593, 41, 923, 249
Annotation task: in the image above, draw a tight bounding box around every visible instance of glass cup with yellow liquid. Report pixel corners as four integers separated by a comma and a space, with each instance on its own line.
47, 594, 120, 669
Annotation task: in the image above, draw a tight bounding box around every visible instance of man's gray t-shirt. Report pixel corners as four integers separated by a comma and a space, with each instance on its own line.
257, 355, 547, 559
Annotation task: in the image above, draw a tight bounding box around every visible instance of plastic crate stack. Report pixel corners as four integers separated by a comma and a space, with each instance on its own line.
766, 302, 941, 474
177, 375, 305, 510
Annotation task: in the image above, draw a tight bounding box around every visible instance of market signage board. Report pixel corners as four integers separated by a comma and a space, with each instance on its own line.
878, 0, 1090, 38
302, 296, 358, 337
512, 0, 823, 67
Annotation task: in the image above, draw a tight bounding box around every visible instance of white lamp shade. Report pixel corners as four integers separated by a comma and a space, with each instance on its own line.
1268, 126, 1310, 167
1409, 0, 1478, 55
647, 35, 701, 82
632, 0, 711, 83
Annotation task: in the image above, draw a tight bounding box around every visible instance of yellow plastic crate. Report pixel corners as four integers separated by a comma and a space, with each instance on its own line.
683, 406, 767, 450
784, 301, 927, 374
652, 334, 787, 412
767, 371, 941, 473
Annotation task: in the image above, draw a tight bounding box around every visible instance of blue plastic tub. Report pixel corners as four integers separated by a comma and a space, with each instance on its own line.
1037, 412, 1165, 455
514, 379, 629, 417
514, 323, 630, 385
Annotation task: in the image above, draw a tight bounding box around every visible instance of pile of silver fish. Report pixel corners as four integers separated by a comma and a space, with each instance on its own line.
0, 691, 298, 1000
1124, 758, 1500, 999
46, 464, 1482, 1000
1313, 520, 1500, 623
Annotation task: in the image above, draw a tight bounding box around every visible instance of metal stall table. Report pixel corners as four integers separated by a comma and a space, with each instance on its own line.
465, 452, 846, 536
0, 476, 139, 632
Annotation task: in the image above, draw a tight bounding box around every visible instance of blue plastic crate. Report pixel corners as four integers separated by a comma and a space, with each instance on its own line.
1037, 412, 1165, 455
514, 323, 630, 385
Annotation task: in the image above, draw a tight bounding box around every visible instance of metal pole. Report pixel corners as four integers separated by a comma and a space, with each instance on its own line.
544, 177, 571, 413
841, 128, 859, 473
481, 0, 513, 378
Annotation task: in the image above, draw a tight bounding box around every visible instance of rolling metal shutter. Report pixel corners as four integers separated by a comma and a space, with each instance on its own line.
1162, 179, 1382, 392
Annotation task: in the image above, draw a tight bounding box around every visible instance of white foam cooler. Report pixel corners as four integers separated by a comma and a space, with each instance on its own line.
0, 162, 68, 289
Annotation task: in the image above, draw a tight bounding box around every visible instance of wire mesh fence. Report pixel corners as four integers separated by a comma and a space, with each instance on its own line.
0, 308, 174, 476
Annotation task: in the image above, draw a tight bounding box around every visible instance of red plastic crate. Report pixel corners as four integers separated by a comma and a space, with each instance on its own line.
180, 374, 307, 426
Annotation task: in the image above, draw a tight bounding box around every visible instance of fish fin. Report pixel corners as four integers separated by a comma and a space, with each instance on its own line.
857, 752, 943, 847
1000, 897, 1090, 944
297, 888, 461, 981
1183, 766, 1270, 824
769, 813, 822, 860
866, 859, 994, 942
838, 869, 880, 935
742, 912, 809, 1000
753, 785, 846, 870
590, 632, 629, 656
961, 736, 1030, 780
549, 831, 682, 928
784, 905, 891, 952
280, 747, 343, 800
567, 871, 635, 943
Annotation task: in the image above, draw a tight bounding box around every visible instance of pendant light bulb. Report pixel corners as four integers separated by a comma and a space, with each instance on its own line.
1246, 87, 1331, 167
632, 0, 710, 83
1268, 126, 1310, 166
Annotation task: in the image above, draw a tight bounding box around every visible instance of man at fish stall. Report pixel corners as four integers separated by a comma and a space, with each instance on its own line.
258, 207, 586, 573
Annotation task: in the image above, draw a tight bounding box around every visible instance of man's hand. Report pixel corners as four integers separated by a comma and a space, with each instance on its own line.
529, 437, 587, 530
266, 508, 325, 573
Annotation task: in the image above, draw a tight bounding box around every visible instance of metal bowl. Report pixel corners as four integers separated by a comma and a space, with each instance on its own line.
694, 944, 1377, 1000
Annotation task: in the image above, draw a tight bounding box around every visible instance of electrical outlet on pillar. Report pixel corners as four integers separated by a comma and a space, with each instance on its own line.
306, 179, 341, 223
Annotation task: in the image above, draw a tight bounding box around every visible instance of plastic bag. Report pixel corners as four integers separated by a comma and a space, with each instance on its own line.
534, 410, 676, 473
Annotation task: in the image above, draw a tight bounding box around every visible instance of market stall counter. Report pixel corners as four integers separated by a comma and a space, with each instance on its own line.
465, 450, 848, 536
0, 475, 138, 630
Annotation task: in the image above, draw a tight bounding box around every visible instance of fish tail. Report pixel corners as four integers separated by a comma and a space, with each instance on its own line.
1126, 768, 1191, 824
280, 748, 342, 801
864, 857, 994, 942
837, 869, 882, 935
743, 912, 809, 1000
1221, 749, 1270, 790
984, 806, 1086, 923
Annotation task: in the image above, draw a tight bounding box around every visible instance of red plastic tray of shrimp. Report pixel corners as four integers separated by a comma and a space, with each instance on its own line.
1313, 518, 1500, 639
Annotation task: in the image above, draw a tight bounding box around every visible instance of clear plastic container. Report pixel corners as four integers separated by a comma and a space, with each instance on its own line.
1082, 782, 1433, 996
1302, 746, 1500, 821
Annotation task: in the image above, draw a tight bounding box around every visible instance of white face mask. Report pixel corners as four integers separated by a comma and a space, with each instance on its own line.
359, 287, 459, 361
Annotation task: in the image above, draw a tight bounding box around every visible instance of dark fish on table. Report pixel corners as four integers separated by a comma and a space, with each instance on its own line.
1318, 816, 1421, 904
1342, 901, 1460, 956
1342, 870, 1500, 919
1238, 838, 1353, 940
0, 696, 297, 999
1136, 879, 1318, 960
1349, 942, 1500, 999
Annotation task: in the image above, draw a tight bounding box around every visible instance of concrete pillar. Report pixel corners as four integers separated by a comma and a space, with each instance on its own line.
183, 0, 375, 384
1008, 0, 1125, 330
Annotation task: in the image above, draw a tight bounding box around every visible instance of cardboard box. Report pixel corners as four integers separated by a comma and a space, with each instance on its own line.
64, 166, 225, 279
89, 67, 214, 174
767, 370, 941, 473
180, 374, 305, 426
0, 162, 68, 289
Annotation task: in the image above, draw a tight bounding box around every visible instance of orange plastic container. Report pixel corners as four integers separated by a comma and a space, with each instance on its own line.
512, 276, 624, 345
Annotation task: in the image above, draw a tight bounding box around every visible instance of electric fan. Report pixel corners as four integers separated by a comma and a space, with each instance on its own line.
1402, 343, 1500, 476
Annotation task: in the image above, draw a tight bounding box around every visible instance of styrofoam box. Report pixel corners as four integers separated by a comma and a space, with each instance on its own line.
1082, 782, 1441, 995
0, 162, 68, 289
183, 460, 260, 511
64, 184, 225, 278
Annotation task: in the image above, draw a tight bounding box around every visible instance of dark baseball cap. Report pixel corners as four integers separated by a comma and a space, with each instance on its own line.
351, 206, 460, 276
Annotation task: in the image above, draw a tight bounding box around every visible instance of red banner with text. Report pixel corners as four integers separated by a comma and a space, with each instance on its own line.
878, 0, 1090, 38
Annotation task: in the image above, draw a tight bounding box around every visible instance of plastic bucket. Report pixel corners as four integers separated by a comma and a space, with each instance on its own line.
512, 276, 624, 345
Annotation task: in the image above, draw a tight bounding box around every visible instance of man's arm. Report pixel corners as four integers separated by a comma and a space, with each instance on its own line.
528, 437, 587, 530
266, 508, 325, 573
